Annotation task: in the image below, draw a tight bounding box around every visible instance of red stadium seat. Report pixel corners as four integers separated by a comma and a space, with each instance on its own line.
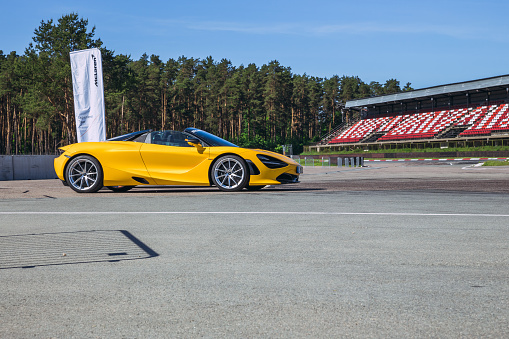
327, 102, 508, 144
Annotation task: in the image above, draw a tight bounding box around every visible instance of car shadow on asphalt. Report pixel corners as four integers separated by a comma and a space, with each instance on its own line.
96, 185, 323, 194
0, 230, 159, 270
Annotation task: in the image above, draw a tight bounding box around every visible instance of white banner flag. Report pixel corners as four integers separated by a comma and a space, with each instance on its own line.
70, 48, 106, 143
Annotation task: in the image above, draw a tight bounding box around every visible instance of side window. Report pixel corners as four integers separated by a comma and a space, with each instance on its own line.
133, 133, 150, 143
150, 131, 193, 147
151, 132, 164, 145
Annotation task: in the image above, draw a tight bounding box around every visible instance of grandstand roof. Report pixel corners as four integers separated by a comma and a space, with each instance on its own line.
345, 74, 509, 108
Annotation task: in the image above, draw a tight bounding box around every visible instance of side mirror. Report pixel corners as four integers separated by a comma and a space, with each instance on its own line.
185, 138, 201, 147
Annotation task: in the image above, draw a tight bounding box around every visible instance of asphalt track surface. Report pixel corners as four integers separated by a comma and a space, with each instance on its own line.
1, 162, 508, 338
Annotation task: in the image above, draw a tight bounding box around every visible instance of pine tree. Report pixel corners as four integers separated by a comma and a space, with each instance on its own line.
322, 76, 341, 132
24, 13, 102, 146
102, 51, 133, 136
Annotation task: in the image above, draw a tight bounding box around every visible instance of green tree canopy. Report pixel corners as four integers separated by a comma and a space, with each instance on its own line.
0, 13, 412, 155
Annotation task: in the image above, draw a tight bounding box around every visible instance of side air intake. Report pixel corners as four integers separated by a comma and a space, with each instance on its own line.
132, 177, 149, 184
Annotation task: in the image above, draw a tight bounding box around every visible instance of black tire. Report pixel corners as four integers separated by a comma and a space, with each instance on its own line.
106, 186, 134, 193
65, 155, 103, 193
246, 185, 265, 191
211, 155, 249, 192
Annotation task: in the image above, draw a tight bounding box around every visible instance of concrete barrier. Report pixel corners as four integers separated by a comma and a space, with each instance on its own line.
334, 157, 365, 168
0, 155, 58, 181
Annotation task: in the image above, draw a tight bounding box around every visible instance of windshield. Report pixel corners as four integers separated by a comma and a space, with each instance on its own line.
185, 128, 238, 147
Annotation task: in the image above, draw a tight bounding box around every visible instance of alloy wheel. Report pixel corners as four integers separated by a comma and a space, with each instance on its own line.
66, 156, 103, 193
212, 156, 247, 191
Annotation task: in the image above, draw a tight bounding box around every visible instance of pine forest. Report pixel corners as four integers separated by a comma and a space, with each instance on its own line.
0, 14, 413, 155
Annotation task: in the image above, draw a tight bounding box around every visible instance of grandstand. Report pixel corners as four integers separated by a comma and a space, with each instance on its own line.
314, 75, 509, 151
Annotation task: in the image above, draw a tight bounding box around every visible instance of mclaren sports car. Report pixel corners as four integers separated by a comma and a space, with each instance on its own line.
54, 128, 302, 193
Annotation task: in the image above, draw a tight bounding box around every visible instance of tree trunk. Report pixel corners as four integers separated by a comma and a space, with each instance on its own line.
121, 95, 125, 134
6, 95, 11, 155
161, 92, 166, 130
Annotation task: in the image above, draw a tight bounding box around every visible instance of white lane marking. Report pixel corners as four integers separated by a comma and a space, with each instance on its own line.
1, 211, 509, 217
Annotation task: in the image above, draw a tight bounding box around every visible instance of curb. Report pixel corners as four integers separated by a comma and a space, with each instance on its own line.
365, 158, 509, 162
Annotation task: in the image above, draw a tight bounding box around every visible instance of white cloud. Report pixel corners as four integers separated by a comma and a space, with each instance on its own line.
311, 22, 477, 39
186, 21, 299, 35
147, 16, 506, 42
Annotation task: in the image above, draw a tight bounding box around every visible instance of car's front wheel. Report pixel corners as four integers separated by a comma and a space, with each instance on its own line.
65, 155, 103, 193
211, 155, 249, 192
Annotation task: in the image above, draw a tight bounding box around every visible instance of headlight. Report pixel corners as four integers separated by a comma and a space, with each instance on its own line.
256, 154, 288, 169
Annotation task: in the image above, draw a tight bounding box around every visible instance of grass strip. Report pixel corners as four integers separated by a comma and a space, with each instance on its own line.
483, 160, 509, 166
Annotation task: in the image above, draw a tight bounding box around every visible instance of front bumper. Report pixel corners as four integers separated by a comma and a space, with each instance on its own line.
276, 173, 300, 184
247, 162, 301, 186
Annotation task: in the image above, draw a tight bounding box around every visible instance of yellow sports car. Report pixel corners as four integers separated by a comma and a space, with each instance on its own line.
54, 128, 302, 193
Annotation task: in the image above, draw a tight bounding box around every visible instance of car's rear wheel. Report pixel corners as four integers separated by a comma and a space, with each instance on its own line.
211, 155, 249, 192
65, 155, 103, 193
106, 186, 134, 193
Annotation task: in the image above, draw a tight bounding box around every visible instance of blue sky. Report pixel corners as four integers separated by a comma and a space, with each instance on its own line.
1, 0, 508, 89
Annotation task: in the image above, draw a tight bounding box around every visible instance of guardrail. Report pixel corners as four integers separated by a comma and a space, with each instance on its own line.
0, 155, 58, 181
